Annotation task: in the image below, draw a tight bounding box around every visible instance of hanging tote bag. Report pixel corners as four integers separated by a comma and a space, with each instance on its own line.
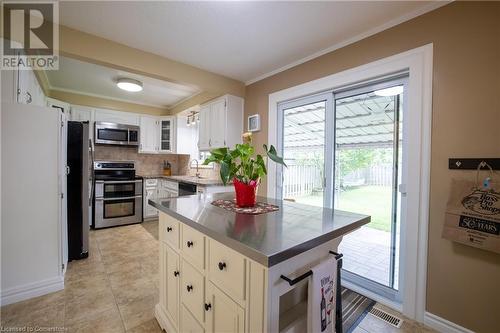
442, 162, 500, 254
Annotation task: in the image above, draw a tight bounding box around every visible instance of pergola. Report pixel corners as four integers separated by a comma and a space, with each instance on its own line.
283, 93, 400, 155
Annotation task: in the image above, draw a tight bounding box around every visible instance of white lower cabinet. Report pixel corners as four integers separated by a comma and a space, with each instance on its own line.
205, 282, 245, 333
156, 213, 267, 333
144, 187, 158, 219
156, 211, 343, 333
165, 246, 180, 328
182, 306, 205, 333
181, 259, 206, 324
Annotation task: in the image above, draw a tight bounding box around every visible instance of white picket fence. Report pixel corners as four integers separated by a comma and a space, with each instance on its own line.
283, 164, 323, 198
364, 164, 393, 186
283, 163, 393, 198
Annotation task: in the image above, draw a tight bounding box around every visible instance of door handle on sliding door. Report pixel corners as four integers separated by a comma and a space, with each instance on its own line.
398, 184, 407, 195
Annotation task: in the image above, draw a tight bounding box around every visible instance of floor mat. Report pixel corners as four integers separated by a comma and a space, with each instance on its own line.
342, 287, 376, 333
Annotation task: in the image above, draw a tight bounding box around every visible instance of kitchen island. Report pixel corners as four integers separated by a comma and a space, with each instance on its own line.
150, 193, 369, 333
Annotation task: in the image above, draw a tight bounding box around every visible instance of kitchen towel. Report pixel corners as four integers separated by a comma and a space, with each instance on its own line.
308, 257, 338, 333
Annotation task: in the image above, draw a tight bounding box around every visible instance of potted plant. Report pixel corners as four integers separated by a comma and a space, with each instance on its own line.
203, 133, 286, 207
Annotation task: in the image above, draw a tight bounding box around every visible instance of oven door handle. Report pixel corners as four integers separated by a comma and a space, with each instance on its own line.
95, 195, 142, 201
100, 180, 143, 184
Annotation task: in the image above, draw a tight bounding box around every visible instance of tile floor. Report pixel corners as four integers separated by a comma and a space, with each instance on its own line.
1, 221, 162, 333
1, 220, 434, 333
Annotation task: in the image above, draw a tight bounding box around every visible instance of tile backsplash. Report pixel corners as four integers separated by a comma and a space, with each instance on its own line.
178, 155, 220, 179
94, 145, 183, 176
94, 146, 220, 179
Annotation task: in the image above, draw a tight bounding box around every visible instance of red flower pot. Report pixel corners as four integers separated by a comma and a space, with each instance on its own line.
233, 178, 259, 207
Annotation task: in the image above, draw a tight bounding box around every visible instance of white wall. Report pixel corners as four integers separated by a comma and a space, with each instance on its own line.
1, 69, 17, 104
1, 102, 63, 305
176, 113, 199, 159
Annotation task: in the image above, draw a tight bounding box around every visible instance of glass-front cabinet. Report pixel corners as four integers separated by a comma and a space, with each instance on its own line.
159, 116, 176, 154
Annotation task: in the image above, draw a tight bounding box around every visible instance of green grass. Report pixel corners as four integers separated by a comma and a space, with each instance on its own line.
294, 186, 392, 232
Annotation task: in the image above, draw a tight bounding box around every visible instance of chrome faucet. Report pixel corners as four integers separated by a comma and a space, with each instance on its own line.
191, 159, 200, 178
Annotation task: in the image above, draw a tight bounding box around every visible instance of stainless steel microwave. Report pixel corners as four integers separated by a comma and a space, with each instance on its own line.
94, 121, 140, 146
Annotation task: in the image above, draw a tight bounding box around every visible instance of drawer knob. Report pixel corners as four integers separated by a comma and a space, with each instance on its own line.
187, 241, 194, 247
186, 285, 193, 292
218, 262, 227, 271
173, 271, 179, 277
166, 227, 172, 232
204, 303, 212, 311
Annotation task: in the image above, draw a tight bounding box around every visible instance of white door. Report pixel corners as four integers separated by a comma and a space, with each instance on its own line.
140, 116, 159, 153
17, 65, 33, 104
181, 306, 205, 333
166, 247, 180, 328
58, 111, 68, 272
210, 99, 226, 148
205, 282, 245, 333
144, 187, 158, 218
198, 105, 211, 150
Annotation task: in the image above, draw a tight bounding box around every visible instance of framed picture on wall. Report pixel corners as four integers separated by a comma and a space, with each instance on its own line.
248, 114, 260, 132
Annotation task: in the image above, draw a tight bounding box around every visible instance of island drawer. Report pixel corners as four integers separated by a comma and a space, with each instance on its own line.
181, 224, 206, 270
208, 239, 246, 302
160, 213, 180, 250
181, 259, 205, 324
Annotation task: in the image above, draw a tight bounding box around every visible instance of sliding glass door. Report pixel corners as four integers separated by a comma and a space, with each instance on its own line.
334, 79, 405, 299
276, 92, 333, 208
277, 76, 407, 300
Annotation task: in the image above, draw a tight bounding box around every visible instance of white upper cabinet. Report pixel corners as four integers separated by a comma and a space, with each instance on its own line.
138, 115, 177, 154
94, 108, 140, 126
210, 99, 227, 148
198, 104, 211, 151
139, 115, 159, 153
198, 95, 244, 151
47, 98, 71, 114
70, 105, 95, 144
16, 62, 45, 107
69, 104, 93, 122
159, 116, 176, 154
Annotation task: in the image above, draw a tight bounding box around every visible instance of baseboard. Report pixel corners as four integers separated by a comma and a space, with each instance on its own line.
1, 276, 64, 306
155, 304, 177, 333
424, 312, 474, 333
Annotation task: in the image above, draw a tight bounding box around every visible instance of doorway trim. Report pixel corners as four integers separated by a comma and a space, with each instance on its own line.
267, 44, 433, 322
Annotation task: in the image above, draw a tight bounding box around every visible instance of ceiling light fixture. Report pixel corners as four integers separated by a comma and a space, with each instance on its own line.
116, 78, 143, 92
374, 85, 403, 97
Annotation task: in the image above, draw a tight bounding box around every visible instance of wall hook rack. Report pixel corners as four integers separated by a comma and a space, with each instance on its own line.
448, 158, 500, 170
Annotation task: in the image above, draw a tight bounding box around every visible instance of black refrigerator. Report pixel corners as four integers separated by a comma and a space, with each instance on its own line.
67, 121, 92, 260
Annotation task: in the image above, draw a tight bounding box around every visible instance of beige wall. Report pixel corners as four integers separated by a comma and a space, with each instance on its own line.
244, 2, 500, 332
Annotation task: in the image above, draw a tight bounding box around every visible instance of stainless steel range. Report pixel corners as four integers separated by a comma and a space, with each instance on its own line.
93, 161, 143, 229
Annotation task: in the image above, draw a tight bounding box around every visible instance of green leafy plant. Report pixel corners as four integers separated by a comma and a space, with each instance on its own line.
203, 143, 286, 185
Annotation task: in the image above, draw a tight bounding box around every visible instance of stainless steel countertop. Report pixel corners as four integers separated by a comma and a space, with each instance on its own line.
149, 193, 370, 267
139, 174, 228, 186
